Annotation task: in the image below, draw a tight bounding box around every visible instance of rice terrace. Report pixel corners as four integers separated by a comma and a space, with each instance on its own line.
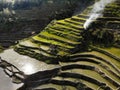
0, 0, 120, 90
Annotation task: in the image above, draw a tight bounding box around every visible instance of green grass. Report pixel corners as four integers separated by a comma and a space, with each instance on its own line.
35, 83, 76, 90
72, 16, 87, 21
12, 2, 120, 89
86, 51, 120, 69
0, 46, 4, 53
65, 18, 84, 25
57, 20, 84, 29
52, 24, 82, 33
101, 47, 120, 58
81, 80, 99, 90
71, 67, 117, 90
49, 26, 81, 35
19, 40, 40, 48
32, 36, 74, 49
47, 28, 81, 39
40, 31, 81, 45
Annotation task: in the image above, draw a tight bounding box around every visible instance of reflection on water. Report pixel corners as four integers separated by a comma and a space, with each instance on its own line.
0, 49, 59, 75
22, 63, 34, 74
0, 68, 23, 90
0, 48, 59, 89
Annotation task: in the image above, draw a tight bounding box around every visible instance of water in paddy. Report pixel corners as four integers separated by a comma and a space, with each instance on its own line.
0, 48, 59, 90
0, 68, 23, 90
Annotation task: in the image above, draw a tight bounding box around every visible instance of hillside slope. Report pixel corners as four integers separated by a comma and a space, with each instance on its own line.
0, 0, 93, 48
0, 0, 120, 90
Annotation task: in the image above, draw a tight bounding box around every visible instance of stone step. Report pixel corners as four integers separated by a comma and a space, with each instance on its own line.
50, 26, 81, 36
46, 28, 82, 41
32, 36, 74, 49
57, 21, 84, 31
71, 17, 86, 23
97, 17, 120, 21
39, 32, 81, 45
77, 14, 89, 18
54, 24, 83, 33
64, 19, 83, 26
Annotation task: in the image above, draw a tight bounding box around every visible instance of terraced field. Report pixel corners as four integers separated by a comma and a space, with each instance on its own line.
14, 13, 87, 64
0, 0, 120, 90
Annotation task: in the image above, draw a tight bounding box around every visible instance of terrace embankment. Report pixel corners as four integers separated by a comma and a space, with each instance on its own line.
0, 0, 120, 90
